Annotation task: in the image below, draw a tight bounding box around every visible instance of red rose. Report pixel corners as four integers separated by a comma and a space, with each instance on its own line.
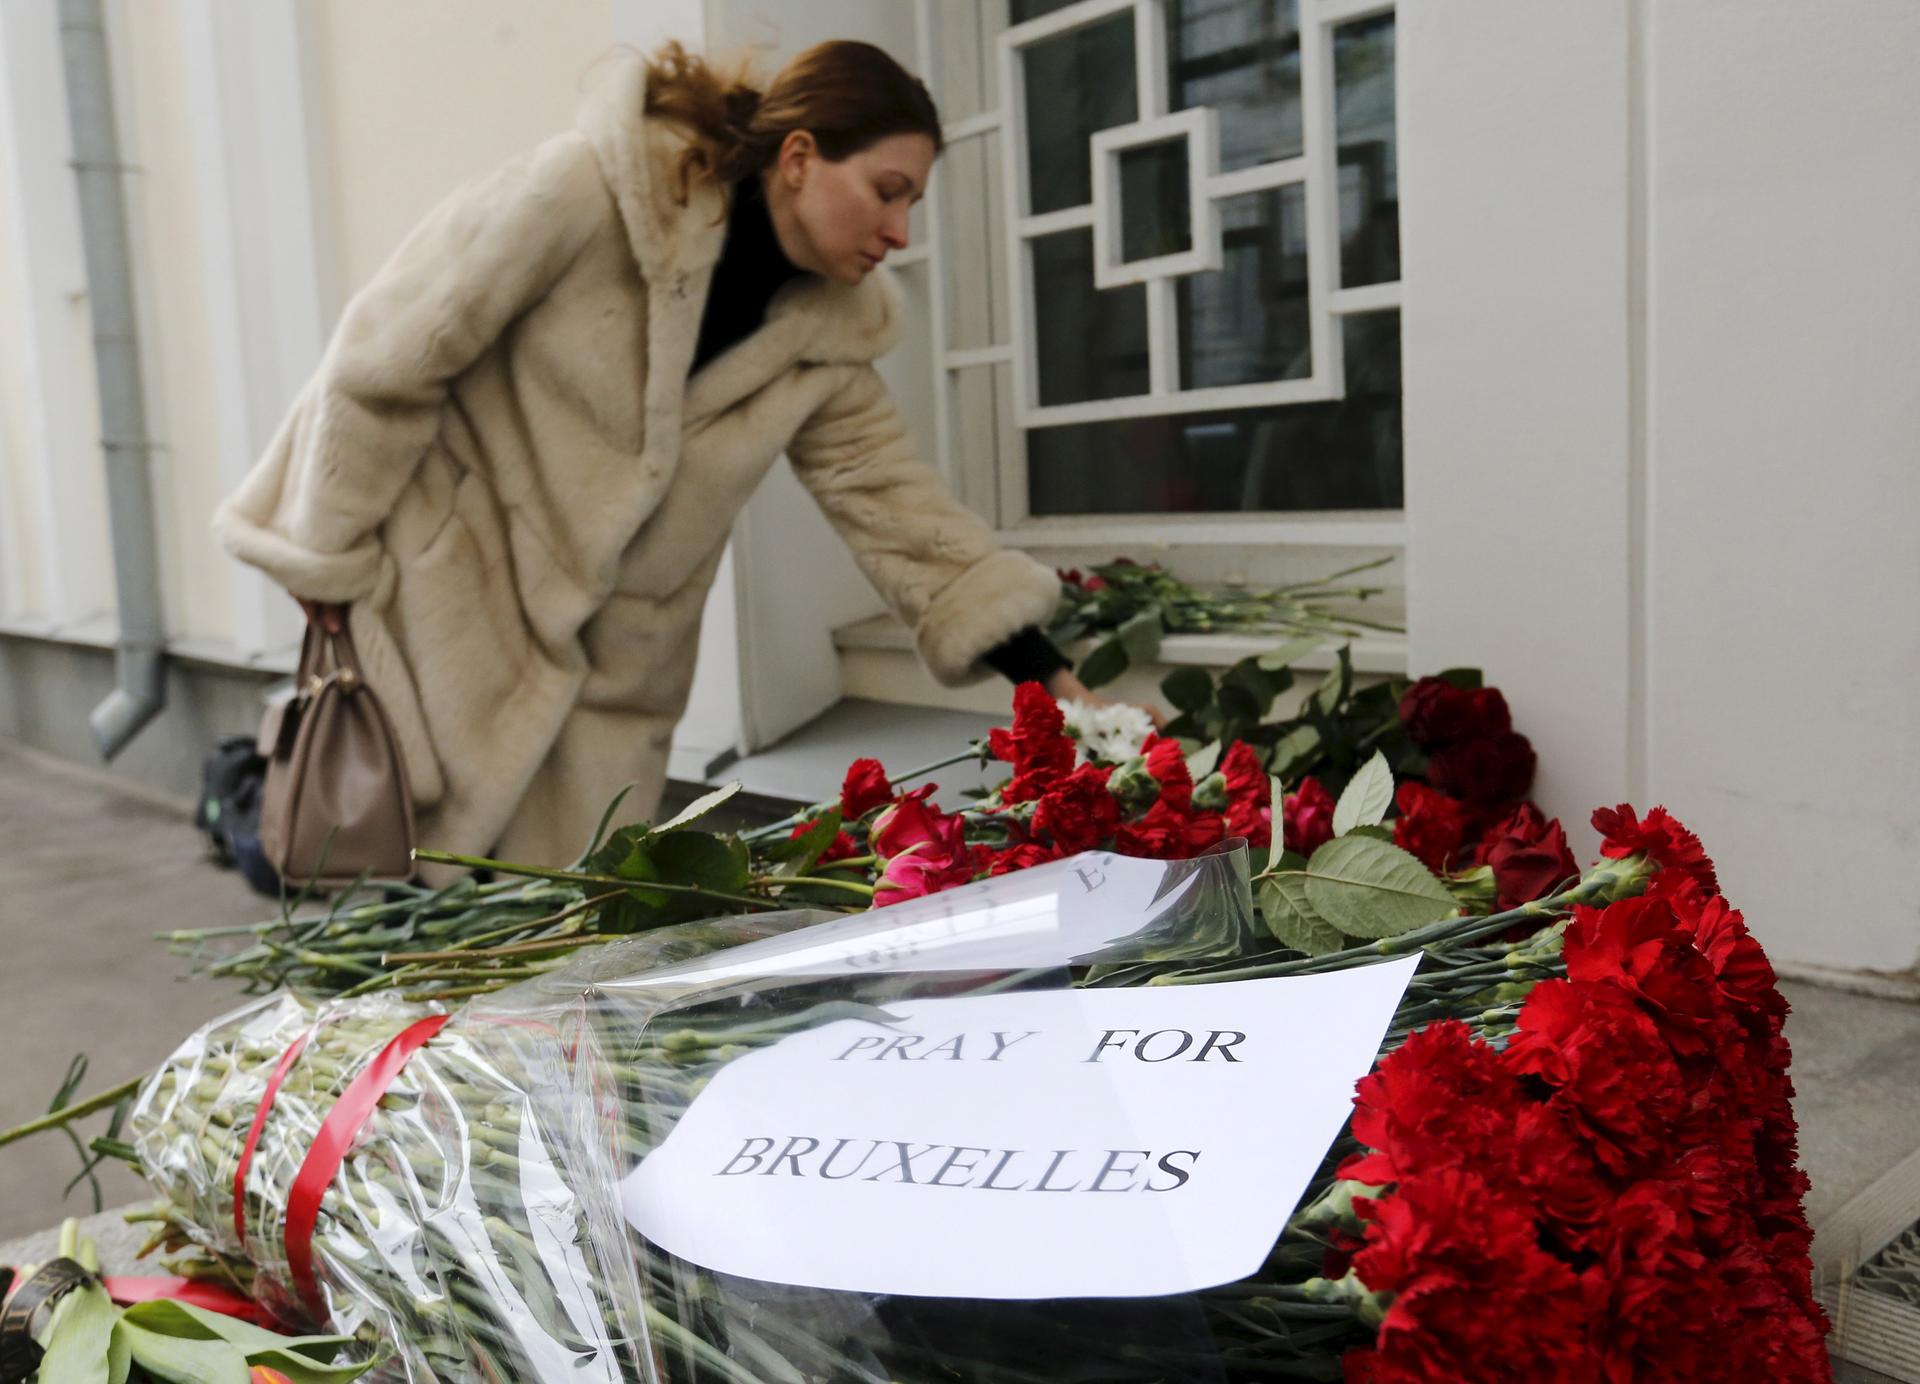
1472, 801, 1578, 908
1218, 740, 1272, 846
1391, 782, 1469, 873
1282, 777, 1336, 855
1141, 734, 1193, 811
1592, 803, 1720, 896
1031, 762, 1120, 854
988, 682, 1076, 803
871, 786, 978, 904
1083, 575, 1108, 592
1056, 567, 1084, 587
1426, 730, 1536, 805
838, 757, 893, 822
1397, 678, 1512, 749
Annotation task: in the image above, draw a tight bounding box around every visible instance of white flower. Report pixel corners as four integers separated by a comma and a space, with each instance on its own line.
1058, 698, 1156, 765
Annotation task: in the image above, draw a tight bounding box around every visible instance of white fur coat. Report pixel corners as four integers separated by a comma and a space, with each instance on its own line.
215, 55, 1059, 868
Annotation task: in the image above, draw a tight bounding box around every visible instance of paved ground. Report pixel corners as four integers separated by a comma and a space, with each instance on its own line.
2, 739, 1917, 1378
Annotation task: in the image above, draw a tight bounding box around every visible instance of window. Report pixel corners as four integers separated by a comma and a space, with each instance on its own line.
904, 0, 1400, 533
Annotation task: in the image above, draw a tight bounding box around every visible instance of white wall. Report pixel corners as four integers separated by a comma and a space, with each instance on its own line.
1402, 0, 1920, 972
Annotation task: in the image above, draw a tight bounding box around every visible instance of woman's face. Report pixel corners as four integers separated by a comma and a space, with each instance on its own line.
774, 132, 937, 285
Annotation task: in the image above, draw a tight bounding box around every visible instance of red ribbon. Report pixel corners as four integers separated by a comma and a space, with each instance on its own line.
233, 1031, 311, 1247
101, 1276, 279, 1327
283, 1014, 450, 1319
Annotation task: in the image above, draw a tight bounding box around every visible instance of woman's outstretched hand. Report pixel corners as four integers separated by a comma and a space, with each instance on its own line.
1043, 666, 1168, 731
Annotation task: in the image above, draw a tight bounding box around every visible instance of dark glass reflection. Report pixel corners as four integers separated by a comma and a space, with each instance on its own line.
1119, 140, 1192, 262
1022, 18, 1137, 215
1176, 185, 1310, 389
1032, 230, 1151, 406
1167, 0, 1303, 171
1334, 13, 1398, 286
1028, 311, 1401, 514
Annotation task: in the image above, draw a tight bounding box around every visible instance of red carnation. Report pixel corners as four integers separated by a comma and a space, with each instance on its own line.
986, 842, 1059, 876
1473, 801, 1578, 908
838, 757, 893, 822
790, 819, 858, 863
1219, 740, 1272, 847
1113, 799, 1227, 860
1564, 898, 1732, 1061
1346, 1169, 1596, 1384
1342, 1020, 1517, 1188
1031, 762, 1120, 854
1282, 777, 1336, 855
1391, 782, 1469, 873
988, 681, 1076, 803
1592, 803, 1719, 896
1141, 734, 1193, 811
1503, 978, 1689, 1176
1427, 730, 1536, 805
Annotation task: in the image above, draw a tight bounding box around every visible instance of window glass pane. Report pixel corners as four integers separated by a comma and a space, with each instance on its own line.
1011, 0, 1084, 20
930, 3, 989, 122
1168, 0, 1302, 171
1334, 13, 1398, 286
1119, 139, 1191, 262
1031, 229, 1150, 405
1028, 311, 1402, 514
1175, 184, 1309, 389
1022, 17, 1137, 214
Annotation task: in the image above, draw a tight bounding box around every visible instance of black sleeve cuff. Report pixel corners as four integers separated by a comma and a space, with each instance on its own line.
981, 625, 1071, 686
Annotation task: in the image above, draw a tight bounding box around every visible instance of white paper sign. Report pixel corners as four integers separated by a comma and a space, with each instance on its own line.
621, 958, 1418, 1299
628, 851, 1206, 986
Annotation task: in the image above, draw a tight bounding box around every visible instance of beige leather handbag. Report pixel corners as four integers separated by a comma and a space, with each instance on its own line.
258, 620, 416, 888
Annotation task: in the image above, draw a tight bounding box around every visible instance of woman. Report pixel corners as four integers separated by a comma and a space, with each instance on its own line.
217, 39, 1140, 869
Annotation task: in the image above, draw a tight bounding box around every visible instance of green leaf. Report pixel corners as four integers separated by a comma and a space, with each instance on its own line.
1256, 635, 1327, 672
37, 1282, 117, 1384
1116, 605, 1164, 663
1332, 750, 1393, 837
1185, 739, 1222, 780
1160, 665, 1215, 714
1303, 835, 1458, 940
650, 830, 752, 896
1270, 724, 1323, 780
114, 1321, 250, 1384
653, 781, 743, 835
1257, 876, 1344, 957
1313, 646, 1353, 716
107, 1317, 130, 1384
1435, 666, 1483, 691
117, 1302, 368, 1383
1076, 636, 1130, 689
1343, 823, 1395, 842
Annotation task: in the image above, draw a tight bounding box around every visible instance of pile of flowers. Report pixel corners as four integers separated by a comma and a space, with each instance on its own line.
3, 668, 1836, 1381
1325, 807, 1827, 1382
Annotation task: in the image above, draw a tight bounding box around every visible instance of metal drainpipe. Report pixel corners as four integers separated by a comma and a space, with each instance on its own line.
59, 0, 165, 758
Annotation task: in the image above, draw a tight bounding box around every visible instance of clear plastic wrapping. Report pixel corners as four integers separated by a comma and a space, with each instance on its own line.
132, 846, 1328, 1383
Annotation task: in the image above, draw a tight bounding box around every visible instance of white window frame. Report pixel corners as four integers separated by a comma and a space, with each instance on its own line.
907, 0, 1402, 551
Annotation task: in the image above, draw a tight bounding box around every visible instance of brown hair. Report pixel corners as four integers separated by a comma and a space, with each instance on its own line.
643, 39, 943, 202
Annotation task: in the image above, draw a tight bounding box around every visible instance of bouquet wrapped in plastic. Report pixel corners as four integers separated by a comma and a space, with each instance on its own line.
128, 811, 1832, 1383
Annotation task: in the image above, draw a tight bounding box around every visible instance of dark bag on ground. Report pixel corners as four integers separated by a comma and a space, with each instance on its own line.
195, 734, 281, 897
